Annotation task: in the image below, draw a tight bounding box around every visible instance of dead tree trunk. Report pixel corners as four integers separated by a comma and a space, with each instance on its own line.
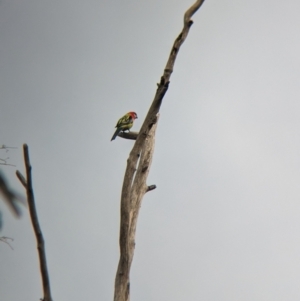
113, 1, 206, 301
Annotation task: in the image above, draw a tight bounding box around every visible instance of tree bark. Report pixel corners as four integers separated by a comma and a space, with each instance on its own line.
113, 1, 206, 300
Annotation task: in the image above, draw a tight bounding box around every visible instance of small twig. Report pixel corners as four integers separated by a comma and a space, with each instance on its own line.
0, 145, 17, 166
0, 172, 23, 217
146, 185, 156, 193
21, 144, 53, 301
0, 145, 18, 150
0, 157, 16, 167
0, 236, 14, 249
0, 162, 16, 167
16, 170, 27, 188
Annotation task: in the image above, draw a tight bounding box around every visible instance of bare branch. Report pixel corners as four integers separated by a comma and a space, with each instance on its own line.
0, 162, 16, 167
114, 1, 206, 300
0, 172, 23, 217
21, 144, 53, 301
0, 145, 17, 166
146, 185, 156, 192
16, 170, 27, 188
0, 158, 16, 167
184, 0, 206, 25
0, 145, 18, 150
0, 236, 14, 249
118, 131, 139, 140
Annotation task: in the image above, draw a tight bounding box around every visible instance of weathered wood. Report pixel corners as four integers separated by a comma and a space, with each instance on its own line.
114, 1, 206, 300
114, 115, 159, 301
118, 131, 139, 140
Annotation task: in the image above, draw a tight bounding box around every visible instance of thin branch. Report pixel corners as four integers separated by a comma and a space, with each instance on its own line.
0, 145, 18, 150
21, 144, 53, 301
0, 144, 17, 166
0, 236, 14, 249
16, 170, 27, 188
0, 158, 16, 167
0, 163, 16, 167
184, 0, 206, 25
0, 172, 23, 217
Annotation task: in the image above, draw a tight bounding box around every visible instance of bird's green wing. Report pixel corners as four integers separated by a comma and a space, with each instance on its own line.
116, 114, 133, 128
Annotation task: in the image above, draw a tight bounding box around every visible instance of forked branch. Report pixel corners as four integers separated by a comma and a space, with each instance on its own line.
16, 144, 53, 301
114, 1, 206, 301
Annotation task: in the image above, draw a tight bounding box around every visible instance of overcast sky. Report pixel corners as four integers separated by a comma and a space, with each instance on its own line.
1, 0, 300, 300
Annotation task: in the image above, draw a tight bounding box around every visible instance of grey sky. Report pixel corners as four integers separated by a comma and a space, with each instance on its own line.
1, 0, 300, 300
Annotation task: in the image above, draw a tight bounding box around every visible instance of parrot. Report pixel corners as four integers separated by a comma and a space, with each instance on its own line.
111, 111, 138, 141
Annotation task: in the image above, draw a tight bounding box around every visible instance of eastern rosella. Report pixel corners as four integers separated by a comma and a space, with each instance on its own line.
111, 111, 138, 141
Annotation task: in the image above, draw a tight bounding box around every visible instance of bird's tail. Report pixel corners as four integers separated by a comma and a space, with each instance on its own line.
111, 127, 122, 141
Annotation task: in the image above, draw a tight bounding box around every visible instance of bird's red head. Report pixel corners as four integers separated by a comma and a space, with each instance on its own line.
128, 112, 138, 119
